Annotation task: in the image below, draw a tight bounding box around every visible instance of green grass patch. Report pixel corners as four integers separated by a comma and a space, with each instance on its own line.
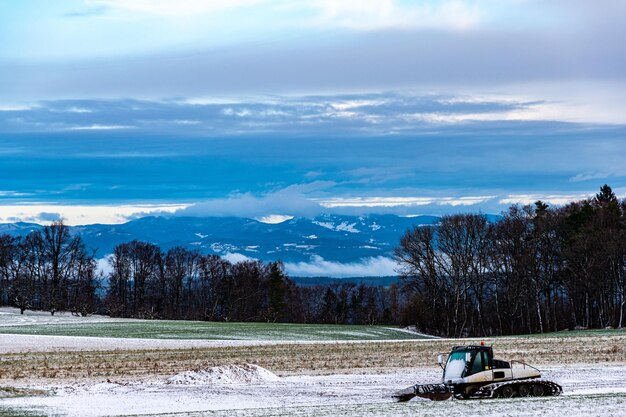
0, 320, 429, 341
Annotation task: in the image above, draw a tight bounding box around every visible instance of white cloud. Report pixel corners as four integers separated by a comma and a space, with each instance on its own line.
403, 98, 626, 125
0, 191, 32, 197
407, 84, 626, 125
96, 255, 114, 276
89, 0, 483, 30
437, 94, 528, 106
89, 0, 269, 17
176, 181, 334, 218
185, 89, 626, 128
0, 104, 36, 112
442, 196, 496, 206
0, 204, 189, 226
284, 255, 397, 277
310, 0, 482, 31
222, 252, 255, 264
172, 120, 201, 125
318, 197, 431, 207
329, 99, 386, 111
256, 214, 294, 224
502, 81, 626, 125
498, 194, 591, 206
316, 196, 495, 208
61, 107, 93, 113
176, 189, 498, 220
222, 108, 252, 117
66, 124, 134, 131
403, 102, 573, 124
181, 97, 247, 106
8, 90, 626, 134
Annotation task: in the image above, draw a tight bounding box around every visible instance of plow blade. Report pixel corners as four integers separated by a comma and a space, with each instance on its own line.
393, 383, 452, 402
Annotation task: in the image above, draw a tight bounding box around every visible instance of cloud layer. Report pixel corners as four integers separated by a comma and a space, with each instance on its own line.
2, 2, 625, 107
283, 255, 398, 278
0, 92, 624, 224
4, 91, 626, 136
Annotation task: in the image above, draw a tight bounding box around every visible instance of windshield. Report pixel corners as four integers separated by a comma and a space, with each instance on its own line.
444, 350, 470, 381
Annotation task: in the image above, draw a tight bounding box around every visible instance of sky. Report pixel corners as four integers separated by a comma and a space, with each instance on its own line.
1, 0, 625, 226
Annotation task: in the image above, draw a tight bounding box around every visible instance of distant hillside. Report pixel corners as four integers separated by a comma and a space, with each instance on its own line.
0, 214, 447, 264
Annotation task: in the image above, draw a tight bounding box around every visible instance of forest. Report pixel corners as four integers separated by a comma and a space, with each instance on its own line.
396, 185, 626, 336
0, 185, 624, 337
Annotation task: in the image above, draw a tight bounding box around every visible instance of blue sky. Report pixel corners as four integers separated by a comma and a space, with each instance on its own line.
0, 0, 625, 225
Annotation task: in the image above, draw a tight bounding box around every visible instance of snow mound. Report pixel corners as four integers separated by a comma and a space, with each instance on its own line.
167, 364, 280, 385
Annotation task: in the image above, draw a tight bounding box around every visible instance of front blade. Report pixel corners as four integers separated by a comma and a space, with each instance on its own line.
393, 386, 418, 402
393, 383, 452, 402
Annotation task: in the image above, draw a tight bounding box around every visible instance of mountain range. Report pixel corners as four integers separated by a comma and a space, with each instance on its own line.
0, 214, 447, 262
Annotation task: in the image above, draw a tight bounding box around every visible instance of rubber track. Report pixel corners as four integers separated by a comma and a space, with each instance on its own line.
473, 379, 563, 399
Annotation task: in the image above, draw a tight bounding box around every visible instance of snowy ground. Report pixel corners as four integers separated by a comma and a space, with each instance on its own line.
0, 308, 624, 416
0, 333, 294, 353
0, 308, 426, 344
1, 363, 625, 416
0, 308, 132, 327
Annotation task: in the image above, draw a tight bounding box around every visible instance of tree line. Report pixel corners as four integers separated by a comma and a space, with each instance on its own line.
0, 185, 623, 336
0, 227, 395, 324
0, 223, 98, 316
0, 225, 399, 324
395, 185, 626, 337
105, 240, 400, 324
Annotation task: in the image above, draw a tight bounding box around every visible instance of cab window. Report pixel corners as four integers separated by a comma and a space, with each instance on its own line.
470, 351, 485, 375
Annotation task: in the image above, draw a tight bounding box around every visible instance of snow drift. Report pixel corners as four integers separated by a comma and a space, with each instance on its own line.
167, 364, 280, 385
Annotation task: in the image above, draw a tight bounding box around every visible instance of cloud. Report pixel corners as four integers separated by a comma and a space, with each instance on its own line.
37, 212, 62, 222
84, 0, 483, 31
0, 105, 37, 112
5, 0, 626, 109
172, 182, 499, 219
316, 196, 495, 208
64, 6, 109, 18
66, 124, 134, 131
0, 204, 189, 226
61, 107, 93, 114
96, 255, 114, 276
304, 171, 323, 179
220, 251, 398, 271
310, 0, 482, 31
498, 194, 592, 206
284, 255, 398, 277
569, 172, 612, 183
89, 0, 269, 17
1, 187, 620, 225
169, 181, 501, 219
329, 99, 387, 111
222, 252, 255, 264
171, 119, 200, 125
256, 215, 294, 224
0, 92, 623, 225
7, 91, 625, 137
0, 191, 31, 197
175, 182, 334, 218
404, 109, 546, 124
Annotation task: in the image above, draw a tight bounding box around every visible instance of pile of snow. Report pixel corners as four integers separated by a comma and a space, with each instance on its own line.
167, 364, 280, 385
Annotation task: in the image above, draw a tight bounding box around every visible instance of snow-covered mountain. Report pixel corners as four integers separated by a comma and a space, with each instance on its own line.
0, 214, 442, 264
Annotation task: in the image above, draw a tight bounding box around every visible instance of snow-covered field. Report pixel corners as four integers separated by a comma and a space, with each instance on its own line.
0, 333, 293, 353
1, 364, 625, 417
0, 308, 427, 344
0, 308, 624, 416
